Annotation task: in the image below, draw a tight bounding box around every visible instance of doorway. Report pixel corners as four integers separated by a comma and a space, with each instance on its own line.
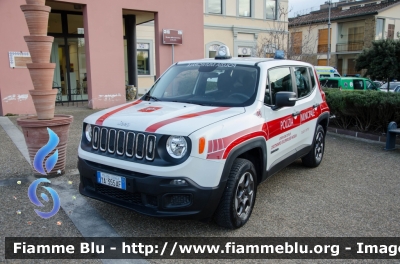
48, 10, 87, 103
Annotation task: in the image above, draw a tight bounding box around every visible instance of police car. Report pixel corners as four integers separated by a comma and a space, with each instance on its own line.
78, 46, 330, 229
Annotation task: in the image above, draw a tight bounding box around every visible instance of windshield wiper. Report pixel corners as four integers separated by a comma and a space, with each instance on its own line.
144, 94, 160, 101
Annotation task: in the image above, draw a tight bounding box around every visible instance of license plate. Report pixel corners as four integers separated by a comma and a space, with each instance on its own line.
97, 171, 126, 190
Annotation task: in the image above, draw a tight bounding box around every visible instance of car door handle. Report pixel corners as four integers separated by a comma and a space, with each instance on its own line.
292, 111, 301, 117
312, 103, 320, 108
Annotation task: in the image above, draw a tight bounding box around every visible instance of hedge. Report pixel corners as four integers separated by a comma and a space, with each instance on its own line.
323, 89, 400, 132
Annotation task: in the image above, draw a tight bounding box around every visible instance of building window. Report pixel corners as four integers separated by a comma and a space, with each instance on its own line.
317, 59, 327, 66
208, 0, 222, 14
266, 0, 276, 20
376, 18, 384, 39
264, 44, 277, 58
291, 32, 302, 55
238, 0, 251, 17
348, 26, 364, 51
137, 43, 150, 75
318, 28, 331, 53
388, 24, 395, 39
347, 58, 361, 75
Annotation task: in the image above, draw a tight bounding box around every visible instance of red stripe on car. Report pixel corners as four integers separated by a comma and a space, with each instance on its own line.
145, 107, 230, 133
206, 124, 267, 159
206, 107, 322, 160
222, 131, 269, 159
95, 100, 142, 126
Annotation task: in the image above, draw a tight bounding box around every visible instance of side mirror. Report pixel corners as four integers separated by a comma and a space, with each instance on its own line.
272, 92, 297, 110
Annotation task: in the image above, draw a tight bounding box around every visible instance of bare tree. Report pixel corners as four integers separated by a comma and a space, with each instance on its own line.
288, 20, 319, 63
253, 4, 289, 58
253, 4, 318, 63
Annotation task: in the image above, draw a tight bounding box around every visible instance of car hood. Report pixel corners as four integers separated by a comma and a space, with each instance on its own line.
84, 100, 245, 136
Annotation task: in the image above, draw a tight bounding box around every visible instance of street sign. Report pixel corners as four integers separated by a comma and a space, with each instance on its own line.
163, 29, 183, 45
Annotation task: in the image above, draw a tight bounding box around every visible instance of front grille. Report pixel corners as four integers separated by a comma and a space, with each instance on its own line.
100, 128, 108, 151
92, 127, 100, 149
108, 129, 116, 153
96, 184, 143, 205
91, 126, 156, 161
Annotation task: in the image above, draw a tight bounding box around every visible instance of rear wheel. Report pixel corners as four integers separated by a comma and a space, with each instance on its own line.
214, 158, 257, 229
302, 124, 325, 168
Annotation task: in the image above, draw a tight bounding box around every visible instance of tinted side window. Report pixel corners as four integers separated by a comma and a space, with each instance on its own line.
268, 67, 293, 105
294, 67, 311, 98
353, 79, 364, 90
320, 79, 339, 88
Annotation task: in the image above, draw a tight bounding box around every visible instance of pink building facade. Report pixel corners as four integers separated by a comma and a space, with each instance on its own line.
0, 0, 204, 115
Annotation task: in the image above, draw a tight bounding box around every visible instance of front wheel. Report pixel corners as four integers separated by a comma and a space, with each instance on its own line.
302, 124, 325, 168
214, 158, 257, 229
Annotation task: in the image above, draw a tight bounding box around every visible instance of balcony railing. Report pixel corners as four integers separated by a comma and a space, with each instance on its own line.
336, 41, 364, 52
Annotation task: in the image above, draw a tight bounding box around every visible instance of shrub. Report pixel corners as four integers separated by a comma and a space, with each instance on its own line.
324, 89, 400, 132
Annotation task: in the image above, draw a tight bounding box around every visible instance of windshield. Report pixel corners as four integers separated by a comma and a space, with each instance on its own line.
143, 63, 259, 107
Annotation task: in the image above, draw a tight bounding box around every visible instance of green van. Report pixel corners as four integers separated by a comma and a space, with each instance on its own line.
319, 77, 380, 91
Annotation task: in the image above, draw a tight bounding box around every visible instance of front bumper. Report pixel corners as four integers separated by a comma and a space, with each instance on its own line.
78, 158, 226, 220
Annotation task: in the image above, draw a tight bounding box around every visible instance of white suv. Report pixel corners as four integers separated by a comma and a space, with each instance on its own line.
78, 46, 330, 229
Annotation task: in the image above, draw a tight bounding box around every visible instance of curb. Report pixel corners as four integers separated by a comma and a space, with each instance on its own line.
327, 127, 400, 145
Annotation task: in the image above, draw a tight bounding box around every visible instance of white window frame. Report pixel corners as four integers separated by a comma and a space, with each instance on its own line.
236, 0, 254, 18
205, 0, 226, 15
265, 0, 278, 20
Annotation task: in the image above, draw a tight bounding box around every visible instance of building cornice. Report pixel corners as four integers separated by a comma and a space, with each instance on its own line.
204, 24, 288, 35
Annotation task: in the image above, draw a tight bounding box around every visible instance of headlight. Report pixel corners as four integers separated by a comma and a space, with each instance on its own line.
85, 123, 92, 142
166, 136, 187, 158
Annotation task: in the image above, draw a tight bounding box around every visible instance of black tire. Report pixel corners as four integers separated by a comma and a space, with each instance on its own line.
302, 124, 325, 168
214, 158, 257, 229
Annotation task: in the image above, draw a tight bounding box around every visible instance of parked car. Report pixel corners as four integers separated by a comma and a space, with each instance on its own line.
319, 77, 380, 91
380, 82, 400, 92
373, 81, 383, 88
314, 66, 341, 79
78, 46, 330, 229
